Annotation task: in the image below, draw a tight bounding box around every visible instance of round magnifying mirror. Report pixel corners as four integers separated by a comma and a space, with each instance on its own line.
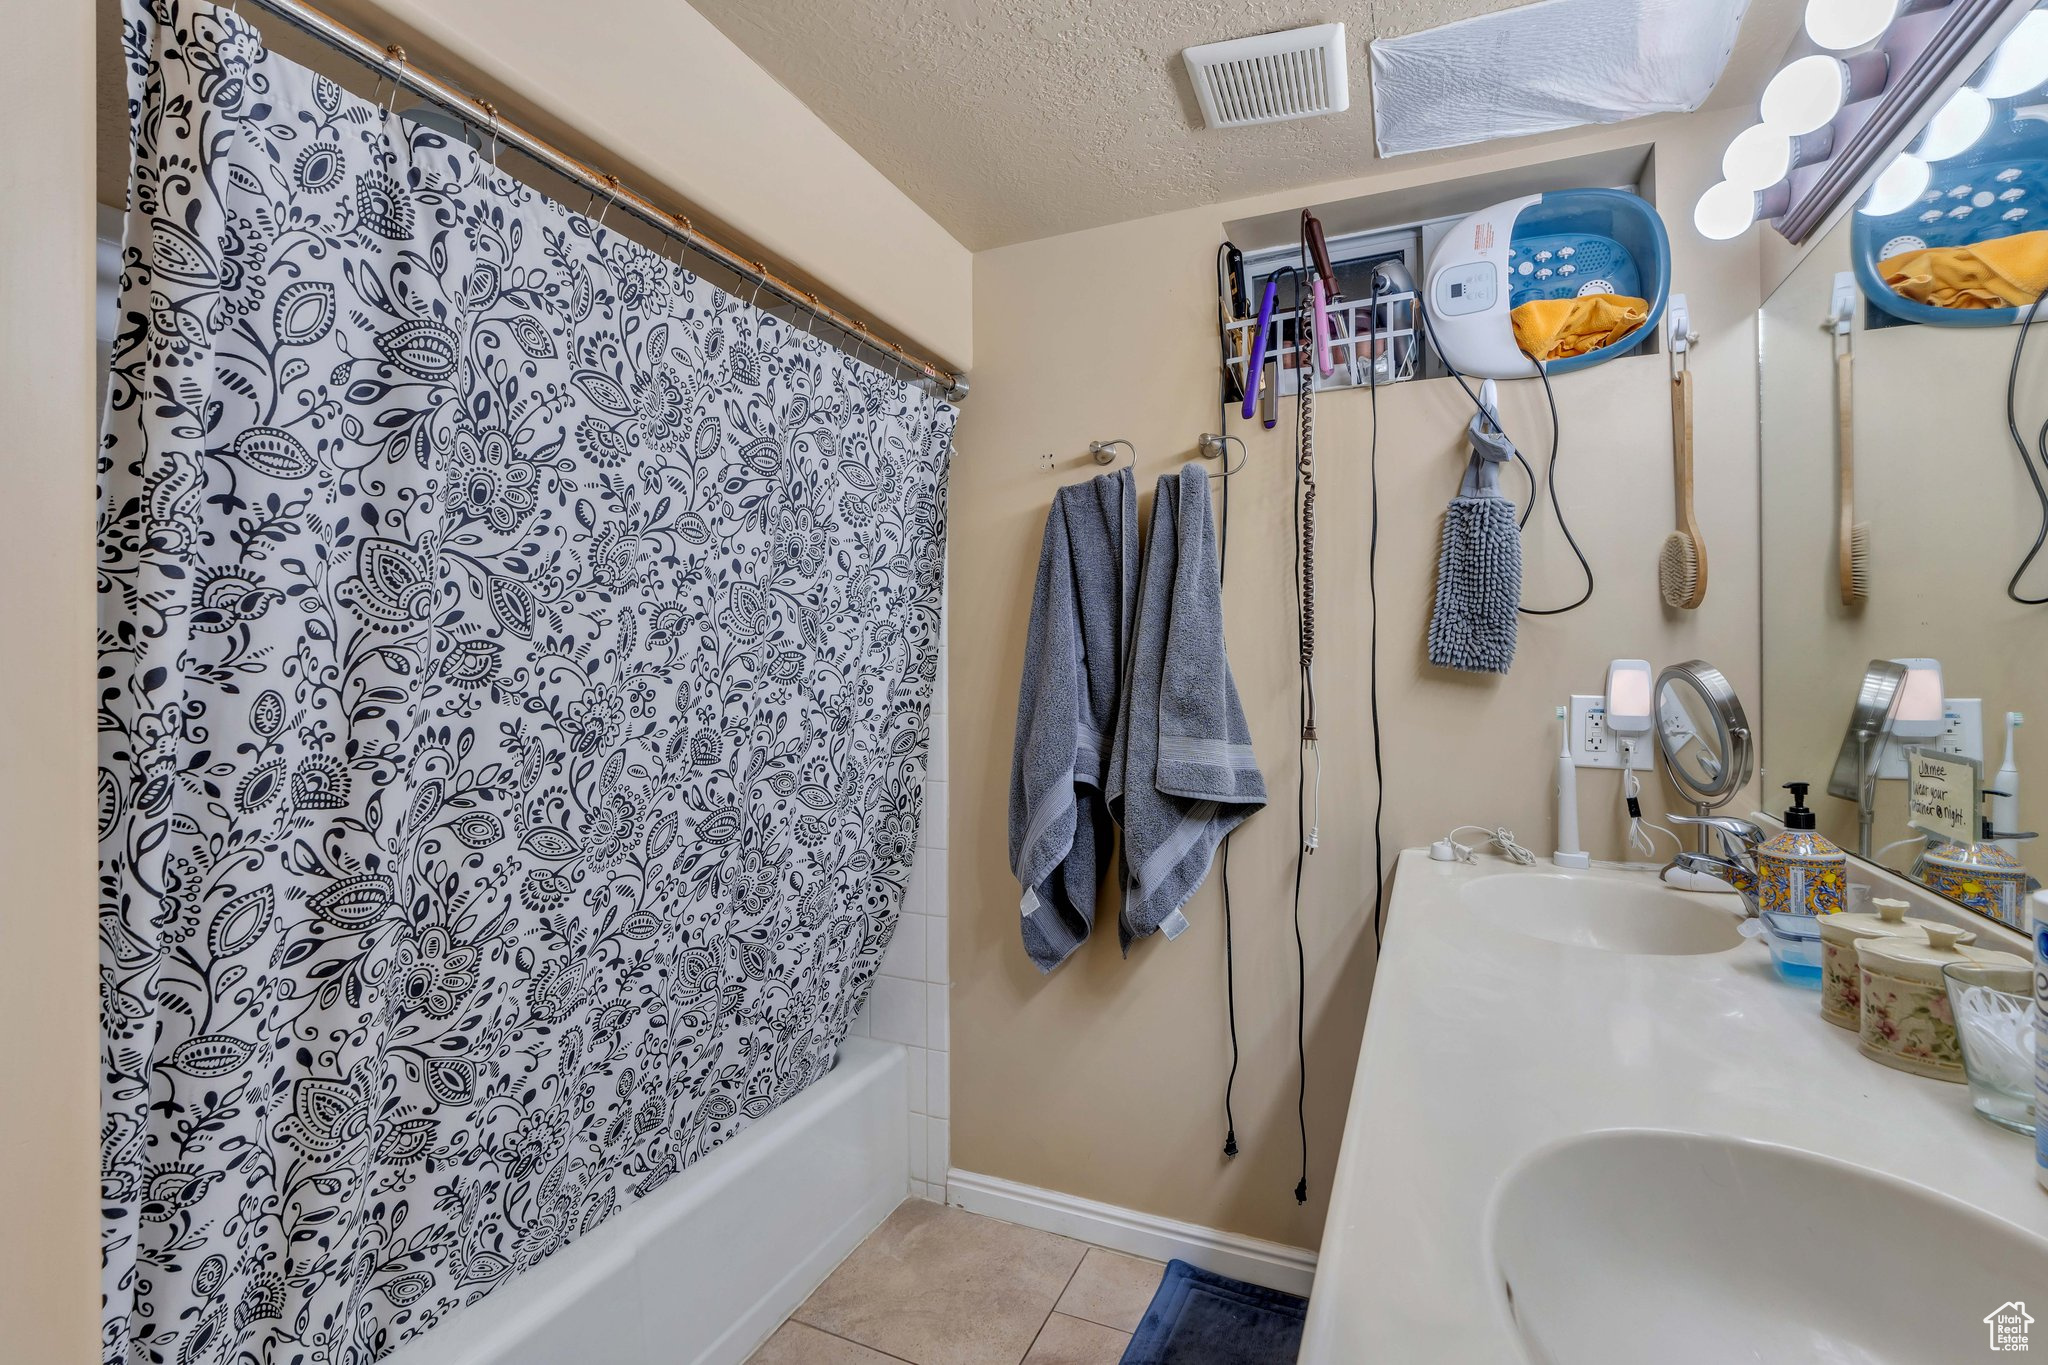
1655, 660, 1754, 813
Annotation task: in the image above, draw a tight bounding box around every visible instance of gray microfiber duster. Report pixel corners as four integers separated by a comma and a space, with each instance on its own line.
1427, 393, 1522, 674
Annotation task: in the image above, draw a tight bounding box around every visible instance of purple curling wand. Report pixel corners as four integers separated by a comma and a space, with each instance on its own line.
1242, 277, 1279, 421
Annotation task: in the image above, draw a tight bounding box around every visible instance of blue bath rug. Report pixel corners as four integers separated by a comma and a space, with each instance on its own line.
1119, 1260, 1308, 1365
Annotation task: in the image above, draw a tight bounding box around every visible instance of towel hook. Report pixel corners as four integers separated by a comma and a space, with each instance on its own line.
1090, 439, 1136, 471
1197, 433, 1246, 479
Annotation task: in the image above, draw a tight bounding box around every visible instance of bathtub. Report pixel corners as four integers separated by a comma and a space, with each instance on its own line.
387, 1038, 908, 1365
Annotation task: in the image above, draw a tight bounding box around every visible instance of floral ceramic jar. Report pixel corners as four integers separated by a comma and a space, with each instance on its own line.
1755, 782, 1848, 917
1855, 928, 2025, 1082
1914, 839, 2031, 930
1817, 897, 1968, 1030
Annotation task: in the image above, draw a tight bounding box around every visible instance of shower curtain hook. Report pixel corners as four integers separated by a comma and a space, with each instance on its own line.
482, 101, 501, 176
375, 45, 407, 121
668, 213, 694, 272
747, 265, 769, 312
595, 175, 621, 230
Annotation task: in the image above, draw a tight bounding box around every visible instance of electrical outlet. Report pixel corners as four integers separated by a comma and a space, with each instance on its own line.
1570, 695, 1653, 770
1877, 698, 1984, 779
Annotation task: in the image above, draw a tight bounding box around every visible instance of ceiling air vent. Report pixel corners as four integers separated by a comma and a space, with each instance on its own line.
1184, 23, 1350, 130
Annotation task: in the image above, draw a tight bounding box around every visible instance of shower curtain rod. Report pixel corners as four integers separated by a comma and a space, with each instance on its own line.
231, 0, 969, 402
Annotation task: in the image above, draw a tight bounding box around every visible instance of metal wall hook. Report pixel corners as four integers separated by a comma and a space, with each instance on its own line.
1090, 439, 1136, 471
1197, 432, 1246, 479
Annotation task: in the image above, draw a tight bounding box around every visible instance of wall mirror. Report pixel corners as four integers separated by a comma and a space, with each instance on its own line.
1758, 6, 2048, 931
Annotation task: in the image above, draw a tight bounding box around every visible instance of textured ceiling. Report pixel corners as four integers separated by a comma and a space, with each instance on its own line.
692, 0, 1804, 249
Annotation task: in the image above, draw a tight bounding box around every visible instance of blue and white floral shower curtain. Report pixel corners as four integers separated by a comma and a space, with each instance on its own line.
99, 3, 953, 1360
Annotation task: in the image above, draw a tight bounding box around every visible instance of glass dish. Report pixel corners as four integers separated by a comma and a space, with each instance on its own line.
1758, 910, 1823, 988
1942, 960, 2037, 1136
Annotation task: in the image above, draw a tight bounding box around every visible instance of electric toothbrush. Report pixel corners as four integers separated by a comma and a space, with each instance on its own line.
1994, 711, 2023, 858
1553, 706, 1590, 869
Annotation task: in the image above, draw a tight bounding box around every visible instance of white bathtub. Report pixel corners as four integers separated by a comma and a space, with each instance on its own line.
387, 1038, 908, 1365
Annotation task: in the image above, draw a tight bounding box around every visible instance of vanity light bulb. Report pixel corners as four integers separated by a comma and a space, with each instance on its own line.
1762, 55, 1856, 135
1723, 124, 1796, 192
1694, 180, 1760, 241
1916, 86, 1991, 162
1804, 0, 1901, 52
1975, 10, 2048, 100
1858, 152, 1930, 216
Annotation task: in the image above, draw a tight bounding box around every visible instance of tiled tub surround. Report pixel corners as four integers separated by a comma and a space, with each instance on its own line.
852, 595, 950, 1201
1300, 851, 2047, 1361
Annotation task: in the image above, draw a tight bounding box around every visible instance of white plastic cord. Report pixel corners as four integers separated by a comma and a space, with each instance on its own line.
1447, 825, 1539, 865
1618, 740, 1683, 860
1878, 834, 1931, 860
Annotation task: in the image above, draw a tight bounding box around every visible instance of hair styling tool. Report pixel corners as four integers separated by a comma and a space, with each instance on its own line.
1218, 243, 1248, 404
1302, 209, 1340, 299
1289, 243, 1321, 1209
1312, 277, 1336, 378
1242, 277, 1279, 421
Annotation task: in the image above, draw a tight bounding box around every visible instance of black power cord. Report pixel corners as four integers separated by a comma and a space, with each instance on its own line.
2004, 285, 2048, 605
1367, 274, 1388, 954
1420, 315, 1594, 615
1288, 263, 1314, 1208
1212, 244, 1242, 1161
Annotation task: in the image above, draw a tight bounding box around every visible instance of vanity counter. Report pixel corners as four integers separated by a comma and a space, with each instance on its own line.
1299, 850, 2048, 1362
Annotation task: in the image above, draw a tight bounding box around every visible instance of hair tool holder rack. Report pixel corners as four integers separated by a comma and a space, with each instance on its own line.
1224, 286, 1420, 397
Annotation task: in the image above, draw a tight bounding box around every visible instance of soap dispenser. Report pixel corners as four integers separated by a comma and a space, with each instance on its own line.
1915, 800, 2036, 930
1756, 782, 1848, 917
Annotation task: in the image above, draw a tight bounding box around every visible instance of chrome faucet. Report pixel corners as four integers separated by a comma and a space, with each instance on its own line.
1666, 815, 1767, 916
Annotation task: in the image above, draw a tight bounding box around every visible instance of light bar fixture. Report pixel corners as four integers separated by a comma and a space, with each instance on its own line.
1858, 151, 1931, 213
1914, 85, 1991, 160
1974, 8, 2048, 97
1806, 0, 1951, 52
1694, 0, 2024, 243
1694, 179, 1794, 240
1760, 52, 1891, 134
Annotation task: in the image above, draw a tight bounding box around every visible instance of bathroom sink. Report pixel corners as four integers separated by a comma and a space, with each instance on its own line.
1461, 874, 1743, 955
1489, 1130, 2048, 1364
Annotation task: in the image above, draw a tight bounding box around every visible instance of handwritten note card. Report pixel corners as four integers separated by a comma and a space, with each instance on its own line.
1906, 748, 1980, 845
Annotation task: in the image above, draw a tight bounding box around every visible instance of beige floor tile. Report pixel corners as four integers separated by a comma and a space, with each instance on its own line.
747, 1321, 909, 1364
1021, 1313, 1131, 1365
1051, 1247, 1165, 1333
793, 1201, 1088, 1365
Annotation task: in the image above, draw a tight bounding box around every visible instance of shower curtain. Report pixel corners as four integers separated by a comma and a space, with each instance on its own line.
99, 3, 953, 1360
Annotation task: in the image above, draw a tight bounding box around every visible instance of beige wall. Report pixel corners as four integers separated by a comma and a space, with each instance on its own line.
2, 0, 103, 1358
948, 108, 1767, 1249
1761, 221, 2047, 866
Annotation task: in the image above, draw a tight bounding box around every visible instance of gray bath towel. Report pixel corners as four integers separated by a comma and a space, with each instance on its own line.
1108, 465, 1266, 950
1010, 469, 1137, 972
1427, 398, 1522, 674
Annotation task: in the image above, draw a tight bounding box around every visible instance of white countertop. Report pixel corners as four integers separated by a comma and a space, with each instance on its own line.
1299, 850, 2048, 1363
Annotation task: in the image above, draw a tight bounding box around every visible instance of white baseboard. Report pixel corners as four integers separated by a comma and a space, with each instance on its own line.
944, 1170, 1316, 1298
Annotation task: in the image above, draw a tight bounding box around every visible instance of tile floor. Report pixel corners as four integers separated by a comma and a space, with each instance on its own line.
746, 1201, 1166, 1365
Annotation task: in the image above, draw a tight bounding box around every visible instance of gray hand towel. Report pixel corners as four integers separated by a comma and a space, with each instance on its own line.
1427, 401, 1522, 674
1010, 469, 1137, 972
1108, 465, 1266, 950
